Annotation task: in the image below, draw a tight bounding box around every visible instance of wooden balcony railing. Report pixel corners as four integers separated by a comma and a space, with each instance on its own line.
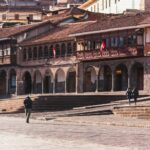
0, 55, 16, 65
76, 46, 144, 60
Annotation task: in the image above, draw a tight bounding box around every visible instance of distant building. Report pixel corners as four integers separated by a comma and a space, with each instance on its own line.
79, 0, 150, 14
0, 6, 43, 26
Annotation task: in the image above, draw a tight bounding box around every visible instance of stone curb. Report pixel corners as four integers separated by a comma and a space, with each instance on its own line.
51, 117, 150, 129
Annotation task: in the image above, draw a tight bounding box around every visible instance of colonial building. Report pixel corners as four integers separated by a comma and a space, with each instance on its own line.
79, 0, 150, 14
0, 8, 150, 97
0, 5, 44, 26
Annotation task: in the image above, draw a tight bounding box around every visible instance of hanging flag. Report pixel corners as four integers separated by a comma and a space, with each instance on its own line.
100, 40, 105, 56
53, 47, 56, 58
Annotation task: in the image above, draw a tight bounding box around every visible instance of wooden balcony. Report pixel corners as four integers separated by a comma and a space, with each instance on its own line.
0, 55, 16, 65
76, 46, 144, 61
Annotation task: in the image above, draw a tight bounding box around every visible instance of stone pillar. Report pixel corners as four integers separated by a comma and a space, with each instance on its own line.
41, 80, 43, 94
78, 62, 84, 93
6, 71, 9, 96
111, 70, 115, 92
53, 79, 55, 94
76, 64, 78, 94
95, 75, 99, 92
65, 77, 67, 94
128, 72, 131, 88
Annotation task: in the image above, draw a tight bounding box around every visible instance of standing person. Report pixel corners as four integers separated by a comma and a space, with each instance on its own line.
24, 96, 33, 123
132, 88, 139, 105
126, 87, 132, 105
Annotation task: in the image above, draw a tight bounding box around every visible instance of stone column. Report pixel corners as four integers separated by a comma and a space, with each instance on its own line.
53, 79, 55, 94
128, 72, 131, 88
111, 70, 115, 92
6, 71, 9, 96
65, 74, 67, 94
95, 75, 99, 92
76, 64, 78, 94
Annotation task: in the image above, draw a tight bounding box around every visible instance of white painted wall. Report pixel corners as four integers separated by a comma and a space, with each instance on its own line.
86, 0, 145, 14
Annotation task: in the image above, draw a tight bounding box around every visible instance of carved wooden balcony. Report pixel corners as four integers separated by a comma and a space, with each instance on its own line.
76, 46, 144, 61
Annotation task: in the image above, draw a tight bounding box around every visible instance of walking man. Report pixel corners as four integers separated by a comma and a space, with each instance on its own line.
126, 87, 132, 105
24, 96, 33, 123
132, 88, 139, 105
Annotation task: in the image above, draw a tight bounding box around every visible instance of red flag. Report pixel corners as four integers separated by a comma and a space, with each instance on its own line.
100, 41, 105, 55
53, 47, 56, 58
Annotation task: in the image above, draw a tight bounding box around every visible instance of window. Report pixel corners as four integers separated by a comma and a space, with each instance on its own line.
97, 3, 99, 12
23, 48, 27, 61
29, 14, 33, 21
49, 45, 53, 58
119, 37, 124, 47
55, 44, 60, 58
2, 14, 6, 20
111, 37, 118, 47
102, 0, 104, 10
10, 76, 16, 88
15, 14, 19, 20
33, 47, 37, 59
102, 38, 109, 48
128, 35, 137, 46
44, 46, 49, 58
137, 35, 143, 45
38, 46, 43, 59
67, 43, 72, 55
28, 48, 32, 60
61, 43, 66, 57
109, 0, 111, 7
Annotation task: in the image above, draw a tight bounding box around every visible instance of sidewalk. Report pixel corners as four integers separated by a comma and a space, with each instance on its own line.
1, 97, 150, 129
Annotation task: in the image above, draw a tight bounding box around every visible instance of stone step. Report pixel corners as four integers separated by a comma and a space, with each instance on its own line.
113, 106, 150, 119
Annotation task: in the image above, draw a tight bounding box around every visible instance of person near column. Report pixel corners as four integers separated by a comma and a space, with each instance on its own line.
132, 87, 139, 105
24, 96, 33, 123
126, 87, 132, 105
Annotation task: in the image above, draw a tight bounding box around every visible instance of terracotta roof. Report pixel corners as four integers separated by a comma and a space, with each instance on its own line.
0, 21, 51, 38
0, 6, 42, 12
70, 11, 150, 36
20, 21, 95, 46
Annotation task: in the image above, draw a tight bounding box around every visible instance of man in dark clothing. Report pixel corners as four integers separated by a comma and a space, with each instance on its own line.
126, 88, 132, 105
24, 96, 32, 123
132, 88, 139, 105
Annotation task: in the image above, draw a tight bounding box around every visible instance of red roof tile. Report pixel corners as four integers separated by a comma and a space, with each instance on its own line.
20, 21, 95, 46
70, 11, 150, 35
0, 21, 51, 38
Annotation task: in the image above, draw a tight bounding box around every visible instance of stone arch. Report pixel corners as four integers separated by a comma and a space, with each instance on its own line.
98, 65, 112, 91
22, 71, 32, 94
43, 69, 53, 93
114, 64, 128, 91
130, 62, 144, 90
84, 66, 96, 92
9, 69, 16, 94
33, 70, 42, 94
55, 68, 65, 93
66, 67, 76, 93
0, 70, 7, 96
